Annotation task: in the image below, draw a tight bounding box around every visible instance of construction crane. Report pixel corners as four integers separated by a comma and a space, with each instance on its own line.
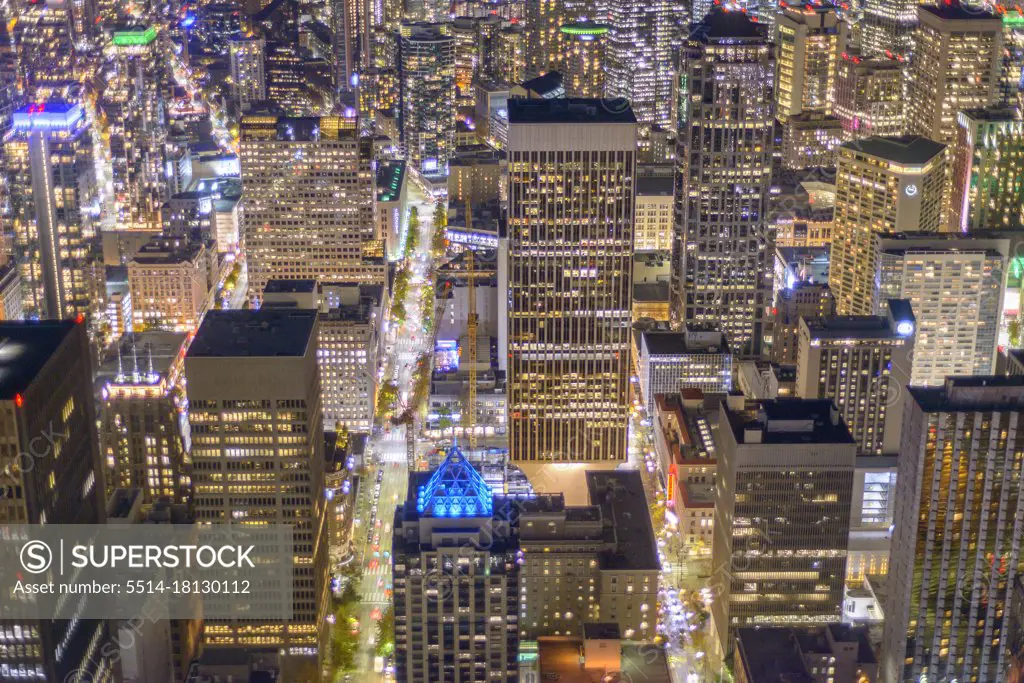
465, 246, 478, 451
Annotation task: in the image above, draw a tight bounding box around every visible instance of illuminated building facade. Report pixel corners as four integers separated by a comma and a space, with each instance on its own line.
452, 17, 482, 107
883, 377, 1024, 683
795, 299, 915, 456
634, 172, 673, 252
604, 0, 677, 127
829, 135, 946, 316
0, 320, 117, 683
98, 331, 191, 504
832, 49, 905, 142
185, 309, 328, 664
331, 0, 370, 96
3, 102, 99, 320
637, 329, 732, 414
263, 279, 384, 433
712, 398, 856, 658
876, 235, 1005, 387
674, 10, 775, 358
906, 4, 1002, 147
102, 26, 168, 231
774, 1, 844, 123
128, 235, 212, 332
239, 113, 383, 305
399, 22, 456, 175
494, 25, 526, 85
392, 446, 519, 683
950, 107, 1024, 232
780, 112, 843, 169
998, 7, 1024, 106
15, 0, 79, 94
860, 0, 916, 57
558, 22, 607, 99
771, 281, 836, 366
229, 35, 266, 112
265, 41, 309, 114
507, 98, 636, 462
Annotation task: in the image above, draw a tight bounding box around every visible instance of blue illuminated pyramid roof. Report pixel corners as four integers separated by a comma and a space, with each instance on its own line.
416, 445, 493, 518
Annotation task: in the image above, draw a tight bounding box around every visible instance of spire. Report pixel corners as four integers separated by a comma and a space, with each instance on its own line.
416, 444, 493, 518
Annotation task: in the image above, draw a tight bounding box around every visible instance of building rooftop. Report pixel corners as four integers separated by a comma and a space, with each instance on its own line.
0, 320, 80, 400
263, 279, 317, 294
960, 106, 1020, 123
96, 331, 189, 389
803, 316, 900, 340
519, 71, 564, 98
691, 8, 769, 41
376, 160, 406, 203
586, 470, 659, 571
187, 309, 317, 358
131, 236, 204, 265
735, 628, 816, 683
920, 1, 999, 22
909, 376, 1024, 413
636, 174, 674, 196
727, 398, 856, 445
841, 135, 946, 165
633, 282, 670, 303
642, 330, 729, 355
508, 97, 636, 124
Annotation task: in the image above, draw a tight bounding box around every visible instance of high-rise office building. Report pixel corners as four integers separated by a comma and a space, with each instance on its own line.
906, 3, 1002, 147
392, 446, 519, 682
265, 41, 309, 114
674, 10, 775, 358
771, 281, 836, 365
998, 6, 1024, 106
331, 0, 370, 95
796, 299, 915, 455
829, 135, 946, 316
860, 0, 916, 57
494, 25, 526, 85
263, 279, 384, 434
399, 22, 456, 176
637, 328, 732, 414
876, 234, 1006, 387
15, 0, 79, 94
4, 102, 99, 320
634, 172, 674, 252
712, 398, 856, 658
0, 320, 117, 683
98, 331, 191, 504
950, 106, 1024, 232
240, 113, 383, 305
103, 25, 167, 231
185, 309, 328, 667
774, 2, 844, 123
229, 34, 266, 112
525, 0, 580, 79
604, 0, 677, 127
882, 376, 1024, 683
507, 98, 636, 462
558, 22, 608, 98
833, 49, 905, 141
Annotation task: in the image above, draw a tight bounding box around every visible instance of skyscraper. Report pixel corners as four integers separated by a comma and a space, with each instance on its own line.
771, 281, 836, 365
185, 309, 328, 669
883, 376, 1024, 683
774, 1, 844, 123
240, 113, 383, 305
829, 135, 947, 315
507, 98, 636, 462
392, 446, 519, 682
712, 398, 856, 659
558, 22, 608, 99
906, 3, 1002, 147
950, 106, 1024, 232
604, 0, 677, 127
0, 320, 117, 683
876, 234, 1006, 387
674, 10, 775, 357
832, 49, 906, 141
796, 299, 915, 455
229, 34, 266, 112
860, 0, 916, 57
399, 22, 456, 176
4, 102, 99, 320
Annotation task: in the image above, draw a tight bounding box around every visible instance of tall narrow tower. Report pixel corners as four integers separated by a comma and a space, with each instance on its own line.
507, 98, 636, 462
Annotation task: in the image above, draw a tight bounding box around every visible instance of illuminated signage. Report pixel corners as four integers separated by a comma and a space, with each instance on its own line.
12, 103, 85, 132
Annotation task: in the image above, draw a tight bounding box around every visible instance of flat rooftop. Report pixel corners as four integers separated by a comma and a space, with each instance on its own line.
910, 376, 1024, 413
0, 320, 79, 400
642, 330, 728, 355
187, 309, 317, 358
508, 97, 636, 125
920, 2, 998, 22
804, 316, 899, 340
692, 8, 768, 40
735, 628, 815, 683
264, 279, 317, 294
842, 135, 946, 165
586, 470, 659, 571
636, 175, 674, 196
727, 398, 856, 445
